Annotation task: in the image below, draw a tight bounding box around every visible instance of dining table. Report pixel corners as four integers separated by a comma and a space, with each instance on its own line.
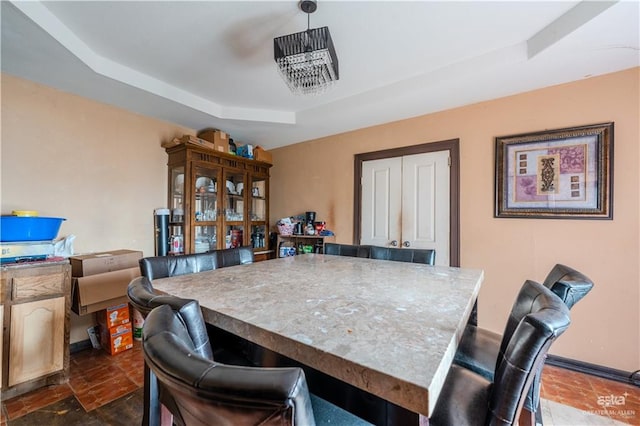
152, 254, 483, 425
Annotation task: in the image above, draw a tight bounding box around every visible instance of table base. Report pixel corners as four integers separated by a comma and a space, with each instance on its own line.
208, 325, 426, 426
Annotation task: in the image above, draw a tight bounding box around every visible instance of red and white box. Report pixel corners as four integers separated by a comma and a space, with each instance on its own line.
96, 303, 130, 329
99, 322, 133, 355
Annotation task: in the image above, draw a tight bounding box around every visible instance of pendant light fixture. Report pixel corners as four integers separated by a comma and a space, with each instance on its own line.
274, 0, 339, 95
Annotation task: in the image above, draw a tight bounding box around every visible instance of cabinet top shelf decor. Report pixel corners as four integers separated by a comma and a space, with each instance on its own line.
166, 143, 272, 257
165, 144, 273, 172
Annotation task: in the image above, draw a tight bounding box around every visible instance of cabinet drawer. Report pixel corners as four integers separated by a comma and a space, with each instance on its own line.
12, 272, 65, 300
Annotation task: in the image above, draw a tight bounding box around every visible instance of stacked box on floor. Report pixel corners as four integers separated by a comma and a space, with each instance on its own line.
99, 322, 133, 355
97, 303, 130, 328
97, 303, 133, 355
70, 249, 142, 315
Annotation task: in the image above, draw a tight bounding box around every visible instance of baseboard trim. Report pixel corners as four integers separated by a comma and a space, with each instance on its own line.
546, 354, 640, 387
70, 339, 93, 354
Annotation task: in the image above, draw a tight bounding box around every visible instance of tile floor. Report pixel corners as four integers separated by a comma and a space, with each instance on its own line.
1, 342, 638, 425
1, 341, 144, 424
540, 364, 639, 425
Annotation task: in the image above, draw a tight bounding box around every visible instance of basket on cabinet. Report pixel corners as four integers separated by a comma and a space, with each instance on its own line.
277, 223, 295, 236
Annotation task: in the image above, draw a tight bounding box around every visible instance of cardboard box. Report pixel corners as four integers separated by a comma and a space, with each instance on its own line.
197, 129, 229, 153
100, 322, 133, 355
96, 303, 130, 329
72, 267, 141, 315
254, 146, 272, 164
162, 135, 216, 151
70, 249, 142, 277
180, 134, 216, 150
161, 138, 182, 148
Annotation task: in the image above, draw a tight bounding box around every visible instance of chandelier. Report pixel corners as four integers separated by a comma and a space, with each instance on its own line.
274, 0, 339, 95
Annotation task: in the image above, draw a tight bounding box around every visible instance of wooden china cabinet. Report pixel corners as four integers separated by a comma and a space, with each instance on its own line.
165, 144, 273, 261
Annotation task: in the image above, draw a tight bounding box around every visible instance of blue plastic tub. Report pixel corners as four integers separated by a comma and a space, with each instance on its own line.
0, 216, 66, 242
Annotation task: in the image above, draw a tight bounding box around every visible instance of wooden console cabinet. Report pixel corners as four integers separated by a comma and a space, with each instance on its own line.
0, 260, 71, 400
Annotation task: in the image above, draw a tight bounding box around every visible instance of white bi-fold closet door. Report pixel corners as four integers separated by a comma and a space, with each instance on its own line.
360, 150, 450, 266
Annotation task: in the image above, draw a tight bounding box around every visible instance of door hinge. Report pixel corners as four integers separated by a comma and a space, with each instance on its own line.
448, 156, 451, 167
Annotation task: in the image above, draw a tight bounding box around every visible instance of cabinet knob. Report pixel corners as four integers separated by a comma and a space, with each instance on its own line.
403, 241, 411, 247
390, 240, 398, 247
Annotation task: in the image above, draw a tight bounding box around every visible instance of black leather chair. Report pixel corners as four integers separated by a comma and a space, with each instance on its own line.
139, 252, 218, 281
430, 280, 571, 426
127, 276, 213, 426
542, 264, 595, 309
323, 243, 371, 258
143, 304, 372, 426
214, 246, 254, 268
127, 277, 212, 356
369, 246, 435, 265
452, 264, 593, 424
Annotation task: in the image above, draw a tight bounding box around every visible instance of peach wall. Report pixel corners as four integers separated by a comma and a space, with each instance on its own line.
1, 74, 192, 255
270, 67, 640, 372
1, 74, 194, 344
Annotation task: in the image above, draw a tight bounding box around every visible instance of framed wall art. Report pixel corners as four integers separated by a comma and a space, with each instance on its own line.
495, 122, 613, 219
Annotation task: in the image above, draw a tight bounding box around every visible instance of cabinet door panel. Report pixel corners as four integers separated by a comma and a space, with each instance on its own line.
191, 165, 222, 253
9, 297, 65, 386
402, 151, 450, 265
361, 157, 402, 247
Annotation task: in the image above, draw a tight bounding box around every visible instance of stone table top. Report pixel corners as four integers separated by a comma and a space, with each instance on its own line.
152, 254, 484, 417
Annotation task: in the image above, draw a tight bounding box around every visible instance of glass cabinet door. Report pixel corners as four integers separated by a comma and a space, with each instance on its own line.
223, 170, 245, 248
249, 175, 268, 250
169, 166, 185, 254
193, 166, 220, 253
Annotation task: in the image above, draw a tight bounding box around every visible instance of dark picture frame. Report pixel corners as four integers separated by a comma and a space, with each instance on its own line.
495, 122, 613, 219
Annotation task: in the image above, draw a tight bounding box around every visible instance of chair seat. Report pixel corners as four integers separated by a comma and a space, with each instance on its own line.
430, 365, 491, 426
311, 394, 373, 426
453, 324, 501, 381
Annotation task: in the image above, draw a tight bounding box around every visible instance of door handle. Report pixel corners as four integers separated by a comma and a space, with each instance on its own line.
390, 240, 398, 247
403, 241, 411, 247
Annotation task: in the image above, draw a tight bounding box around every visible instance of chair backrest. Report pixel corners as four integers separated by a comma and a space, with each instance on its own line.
323, 243, 371, 258
127, 276, 190, 317
127, 276, 213, 360
488, 280, 570, 425
369, 246, 435, 265
543, 264, 594, 309
139, 252, 218, 280
143, 304, 316, 426
521, 264, 595, 413
497, 279, 557, 360
214, 246, 254, 268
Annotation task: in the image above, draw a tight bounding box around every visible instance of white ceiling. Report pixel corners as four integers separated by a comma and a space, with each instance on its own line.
2, 1, 638, 149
